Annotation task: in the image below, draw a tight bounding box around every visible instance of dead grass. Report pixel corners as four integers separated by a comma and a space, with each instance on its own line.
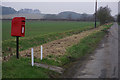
20, 26, 103, 58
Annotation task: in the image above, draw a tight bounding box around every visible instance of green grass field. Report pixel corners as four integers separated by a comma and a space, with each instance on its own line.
2, 20, 99, 41
2, 24, 112, 78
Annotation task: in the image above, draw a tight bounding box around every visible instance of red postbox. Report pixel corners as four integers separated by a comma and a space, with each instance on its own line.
11, 17, 25, 59
11, 17, 25, 37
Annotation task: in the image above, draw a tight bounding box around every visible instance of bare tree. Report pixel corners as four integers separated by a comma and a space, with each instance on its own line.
117, 14, 120, 24
97, 6, 113, 25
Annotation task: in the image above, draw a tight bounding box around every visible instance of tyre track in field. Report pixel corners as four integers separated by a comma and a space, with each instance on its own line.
20, 26, 103, 59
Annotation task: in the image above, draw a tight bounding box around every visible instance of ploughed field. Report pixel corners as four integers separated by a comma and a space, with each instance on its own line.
2, 20, 99, 58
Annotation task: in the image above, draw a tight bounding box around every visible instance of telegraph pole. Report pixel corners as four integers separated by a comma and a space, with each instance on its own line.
95, 0, 97, 28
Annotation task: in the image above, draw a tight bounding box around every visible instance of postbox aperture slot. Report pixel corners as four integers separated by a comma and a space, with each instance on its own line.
22, 20, 25, 22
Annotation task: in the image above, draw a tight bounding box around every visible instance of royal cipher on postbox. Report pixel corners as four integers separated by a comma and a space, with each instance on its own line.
11, 17, 25, 37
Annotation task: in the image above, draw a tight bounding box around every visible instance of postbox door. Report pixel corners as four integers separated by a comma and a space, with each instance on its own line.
11, 17, 25, 37
11, 18, 21, 36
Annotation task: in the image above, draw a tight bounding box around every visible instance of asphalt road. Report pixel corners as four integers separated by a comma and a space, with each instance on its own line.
118, 23, 120, 79
63, 22, 119, 78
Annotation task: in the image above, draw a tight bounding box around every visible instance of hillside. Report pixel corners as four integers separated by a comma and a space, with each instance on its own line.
1, 6, 94, 20
2, 6, 17, 15
1, 6, 44, 19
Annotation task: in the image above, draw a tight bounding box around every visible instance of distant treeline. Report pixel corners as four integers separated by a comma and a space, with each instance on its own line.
1, 19, 95, 22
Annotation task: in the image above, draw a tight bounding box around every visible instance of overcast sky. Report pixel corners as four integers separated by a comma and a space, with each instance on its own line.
1, 2, 118, 16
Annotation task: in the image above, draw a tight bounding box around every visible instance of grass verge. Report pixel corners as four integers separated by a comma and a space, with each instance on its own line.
58, 23, 112, 65
2, 56, 59, 78
34, 23, 112, 66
